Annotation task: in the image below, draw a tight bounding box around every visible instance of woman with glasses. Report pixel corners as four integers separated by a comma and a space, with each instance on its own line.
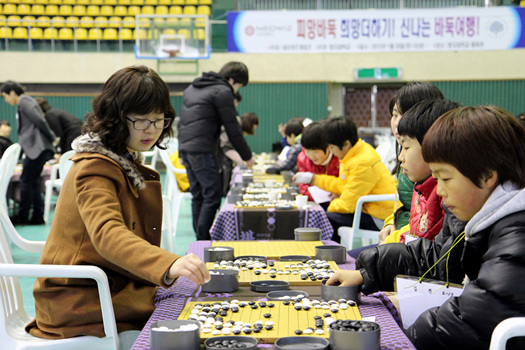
25, 66, 210, 346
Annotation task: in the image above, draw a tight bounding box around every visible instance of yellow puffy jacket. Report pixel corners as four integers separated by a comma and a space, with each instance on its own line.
169, 151, 190, 192
313, 139, 396, 220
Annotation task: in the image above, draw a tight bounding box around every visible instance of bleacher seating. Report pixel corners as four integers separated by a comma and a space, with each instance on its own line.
0, 0, 212, 50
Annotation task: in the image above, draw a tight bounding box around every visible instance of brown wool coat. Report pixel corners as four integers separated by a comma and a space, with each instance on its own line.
26, 151, 180, 339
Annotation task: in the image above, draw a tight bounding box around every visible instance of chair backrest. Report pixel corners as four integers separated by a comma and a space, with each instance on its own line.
59, 150, 76, 179
158, 147, 185, 199
141, 148, 159, 170
0, 144, 21, 215
490, 317, 525, 350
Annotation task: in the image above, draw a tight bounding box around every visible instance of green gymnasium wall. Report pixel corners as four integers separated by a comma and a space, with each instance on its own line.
1, 80, 523, 154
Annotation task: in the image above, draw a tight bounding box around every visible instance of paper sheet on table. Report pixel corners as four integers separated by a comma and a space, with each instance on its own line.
307, 186, 332, 203
395, 275, 464, 329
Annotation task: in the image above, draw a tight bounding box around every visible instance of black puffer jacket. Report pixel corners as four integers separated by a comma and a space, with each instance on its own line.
178, 72, 251, 161
357, 207, 466, 295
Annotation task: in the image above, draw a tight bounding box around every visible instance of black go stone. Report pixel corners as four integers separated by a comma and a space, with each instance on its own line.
233, 329, 241, 335
294, 329, 303, 335
267, 303, 275, 308
251, 304, 259, 309
219, 310, 228, 316
243, 328, 252, 334
248, 301, 256, 305
268, 261, 275, 266
303, 305, 311, 310
265, 325, 273, 330
259, 302, 267, 307
313, 316, 322, 320
231, 307, 239, 313
263, 313, 271, 318
294, 305, 302, 310
270, 274, 276, 278
253, 328, 261, 333
323, 313, 331, 318
254, 270, 261, 275
283, 301, 290, 305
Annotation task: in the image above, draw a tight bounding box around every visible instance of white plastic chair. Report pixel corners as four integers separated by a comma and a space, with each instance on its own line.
158, 147, 192, 253
141, 147, 159, 170
43, 150, 76, 223
0, 143, 22, 216
0, 203, 120, 350
338, 194, 396, 250
489, 317, 525, 350
0, 204, 45, 254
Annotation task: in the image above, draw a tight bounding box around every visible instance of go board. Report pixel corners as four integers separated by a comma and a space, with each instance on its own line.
211, 241, 323, 260
206, 261, 340, 286
178, 300, 361, 343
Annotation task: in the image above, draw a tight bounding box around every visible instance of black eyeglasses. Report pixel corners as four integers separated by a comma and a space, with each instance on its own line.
125, 117, 171, 130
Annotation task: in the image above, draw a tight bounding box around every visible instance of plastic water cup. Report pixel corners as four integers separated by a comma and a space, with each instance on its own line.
296, 195, 308, 208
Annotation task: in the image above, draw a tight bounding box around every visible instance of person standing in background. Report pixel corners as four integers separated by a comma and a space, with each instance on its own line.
0, 119, 13, 157
178, 61, 254, 240
1, 81, 56, 225
36, 98, 82, 154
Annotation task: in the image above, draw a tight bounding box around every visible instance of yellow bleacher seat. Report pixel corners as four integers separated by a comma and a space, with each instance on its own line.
94, 15, 108, 27
3, 3, 17, 15
153, 16, 164, 25
48, 0, 61, 4
86, 5, 99, 16
65, 16, 78, 27
166, 17, 178, 25
13, 27, 28, 39
59, 5, 72, 16
88, 27, 101, 39
162, 28, 175, 35
8, 0, 22, 3
22, 15, 36, 25
113, 5, 126, 16
77, 0, 90, 5
195, 27, 204, 40
31, 4, 44, 15
103, 27, 117, 39
43, 27, 57, 39
29, 26, 43, 39
75, 27, 88, 39
155, 5, 167, 14
44, 4, 58, 16
183, 5, 195, 14
130, 0, 143, 5
73, 5, 86, 16
141, 5, 154, 14
158, 0, 170, 5
58, 27, 73, 39
90, 0, 104, 5
196, 5, 209, 15
172, 0, 184, 4
51, 15, 65, 27
169, 5, 181, 15
108, 16, 120, 27
79, 15, 93, 27
178, 27, 189, 39
17, 3, 31, 15
21, 0, 35, 4
144, 0, 156, 4
33, 0, 47, 4
36, 15, 50, 27
127, 5, 140, 15
63, 0, 76, 4
119, 27, 132, 40
199, 0, 211, 4
7, 15, 22, 26
185, 0, 197, 4
0, 27, 13, 38
122, 15, 134, 27
0, 15, 6, 26
117, 0, 130, 5
100, 5, 112, 16
133, 28, 147, 39
104, 0, 117, 4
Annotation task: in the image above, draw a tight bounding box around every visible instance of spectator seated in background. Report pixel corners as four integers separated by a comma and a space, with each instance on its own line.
0, 119, 13, 158
36, 98, 83, 154
297, 121, 339, 203
266, 119, 304, 174
294, 116, 396, 240
274, 116, 304, 161
383, 99, 460, 244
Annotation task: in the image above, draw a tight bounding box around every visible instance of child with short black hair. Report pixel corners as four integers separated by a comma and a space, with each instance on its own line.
266, 119, 304, 174
327, 106, 525, 350
384, 99, 460, 243
297, 121, 339, 202
295, 116, 396, 238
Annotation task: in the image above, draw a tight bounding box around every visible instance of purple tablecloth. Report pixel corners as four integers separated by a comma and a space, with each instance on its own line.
210, 201, 334, 241
131, 241, 416, 350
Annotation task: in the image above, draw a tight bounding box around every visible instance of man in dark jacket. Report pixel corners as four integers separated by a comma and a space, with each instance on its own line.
178, 62, 254, 240
36, 98, 82, 153
1, 81, 56, 225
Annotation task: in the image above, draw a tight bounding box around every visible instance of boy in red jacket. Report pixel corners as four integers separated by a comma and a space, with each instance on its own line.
296, 122, 339, 203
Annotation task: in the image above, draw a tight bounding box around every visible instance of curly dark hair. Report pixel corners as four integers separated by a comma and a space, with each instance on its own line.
83, 66, 175, 155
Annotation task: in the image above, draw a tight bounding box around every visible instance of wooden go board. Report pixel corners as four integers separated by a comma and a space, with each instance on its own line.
178, 300, 361, 343
211, 241, 323, 260
206, 261, 340, 286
